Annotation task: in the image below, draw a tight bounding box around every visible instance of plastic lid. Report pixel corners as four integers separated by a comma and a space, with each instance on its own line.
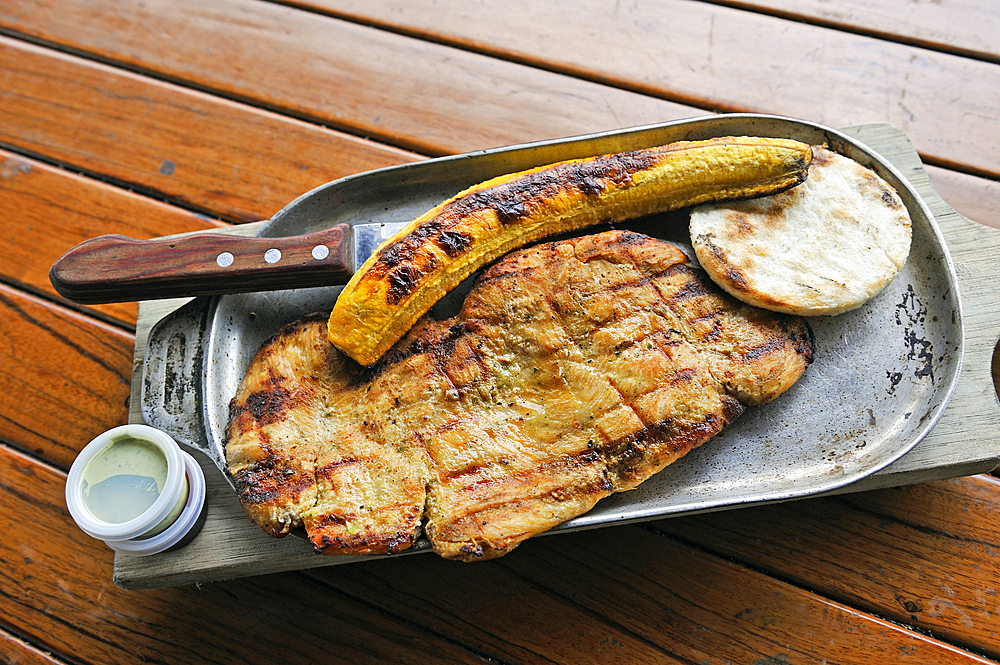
105, 451, 206, 556
65, 424, 186, 541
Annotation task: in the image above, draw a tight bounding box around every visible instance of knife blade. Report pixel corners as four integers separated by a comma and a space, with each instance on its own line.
48, 222, 409, 304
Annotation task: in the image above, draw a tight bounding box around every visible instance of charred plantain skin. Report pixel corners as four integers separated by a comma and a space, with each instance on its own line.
328, 136, 812, 365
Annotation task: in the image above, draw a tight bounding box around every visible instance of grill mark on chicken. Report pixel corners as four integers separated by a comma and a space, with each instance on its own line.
233, 459, 304, 505
741, 337, 786, 361
316, 457, 363, 472
441, 446, 606, 487
227, 230, 813, 561
600, 372, 651, 429
658, 267, 717, 301
229, 373, 291, 427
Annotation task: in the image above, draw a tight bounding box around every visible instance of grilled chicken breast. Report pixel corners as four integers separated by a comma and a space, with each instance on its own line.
226, 230, 814, 561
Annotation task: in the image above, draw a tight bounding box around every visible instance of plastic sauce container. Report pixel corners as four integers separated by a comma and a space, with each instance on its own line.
66, 424, 206, 556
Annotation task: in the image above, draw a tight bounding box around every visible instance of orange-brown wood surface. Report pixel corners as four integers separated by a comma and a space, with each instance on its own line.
0, 149, 225, 325
307, 523, 1000, 664
290, 0, 1000, 176
0, 285, 133, 466
0, 36, 419, 224
0, 0, 697, 155
0, 447, 491, 664
3, 440, 998, 664
0, 630, 63, 665
927, 164, 1000, 231
1, 0, 998, 663
654, 476, 1000, 659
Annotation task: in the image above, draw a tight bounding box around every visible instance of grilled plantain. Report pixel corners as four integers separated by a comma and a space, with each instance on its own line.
328, 136, 812, 365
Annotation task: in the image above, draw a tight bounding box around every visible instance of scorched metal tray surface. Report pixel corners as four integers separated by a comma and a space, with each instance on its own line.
141, 114, 961, 547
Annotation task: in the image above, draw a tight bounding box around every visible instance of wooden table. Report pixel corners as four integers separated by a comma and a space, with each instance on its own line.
2, 1, 999, 663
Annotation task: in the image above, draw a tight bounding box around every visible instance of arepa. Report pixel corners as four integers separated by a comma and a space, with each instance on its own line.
690, 146, 911, 316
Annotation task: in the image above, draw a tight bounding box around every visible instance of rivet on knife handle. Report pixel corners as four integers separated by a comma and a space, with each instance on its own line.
49, 224, 354, 304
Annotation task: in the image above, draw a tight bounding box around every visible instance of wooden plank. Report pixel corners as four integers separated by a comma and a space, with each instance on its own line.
0, 285, 134, 468
0, 630, 63, 665
3, 8, 991, 289
306, 523, 998, 664
4, 119, 995, 339
286, 0, 1000, 177
652, 475, 1000, 660
0, 0, 705, 156
0, 36, 421, 224
927, 164, 1000, 231
0, 149, 224, 326
713, 0, 1000, 63
0, 444, 492, 665
2, 3, 994, 663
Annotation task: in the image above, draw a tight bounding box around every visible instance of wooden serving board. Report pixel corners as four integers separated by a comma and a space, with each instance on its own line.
116, 123, 1000, 590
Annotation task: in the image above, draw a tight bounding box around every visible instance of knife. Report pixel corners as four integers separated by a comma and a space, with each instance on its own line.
49, 222, 410, 304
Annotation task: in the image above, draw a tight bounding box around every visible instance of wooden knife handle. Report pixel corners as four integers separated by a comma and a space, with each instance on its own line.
49, 224, 354, 304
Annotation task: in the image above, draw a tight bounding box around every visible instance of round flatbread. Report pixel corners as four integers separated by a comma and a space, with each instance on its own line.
689, 146, 912, 316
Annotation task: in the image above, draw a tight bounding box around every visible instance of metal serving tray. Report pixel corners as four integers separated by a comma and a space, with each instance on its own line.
142, 114, 961, 537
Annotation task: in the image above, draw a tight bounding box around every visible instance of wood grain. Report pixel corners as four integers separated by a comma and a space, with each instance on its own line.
307, 521, 997, 664
0, 149, 224, 325
0, 445, 491, 665
652, 476, 1000, 660
5, 440, 994, 664
3, 13, 997, 239
711, 0, 1000, 62
291, 0, 1000, 177
927, 164, 1000, 230
1, 0, 998, 663
0, 0, 699, 156
0, 285, 134, 468
0, 630, 63, 665
4, 34, 997, 236
49, 224, 353, 304
0, 36, 420, 224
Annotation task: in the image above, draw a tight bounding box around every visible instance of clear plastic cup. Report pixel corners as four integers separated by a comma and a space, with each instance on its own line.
66, 424, 206, 555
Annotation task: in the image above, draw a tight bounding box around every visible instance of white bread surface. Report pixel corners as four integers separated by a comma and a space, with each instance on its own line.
690, 146, 911, 316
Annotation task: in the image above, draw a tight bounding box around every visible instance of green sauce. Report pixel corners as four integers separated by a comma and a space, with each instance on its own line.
82, 436, 169, 525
